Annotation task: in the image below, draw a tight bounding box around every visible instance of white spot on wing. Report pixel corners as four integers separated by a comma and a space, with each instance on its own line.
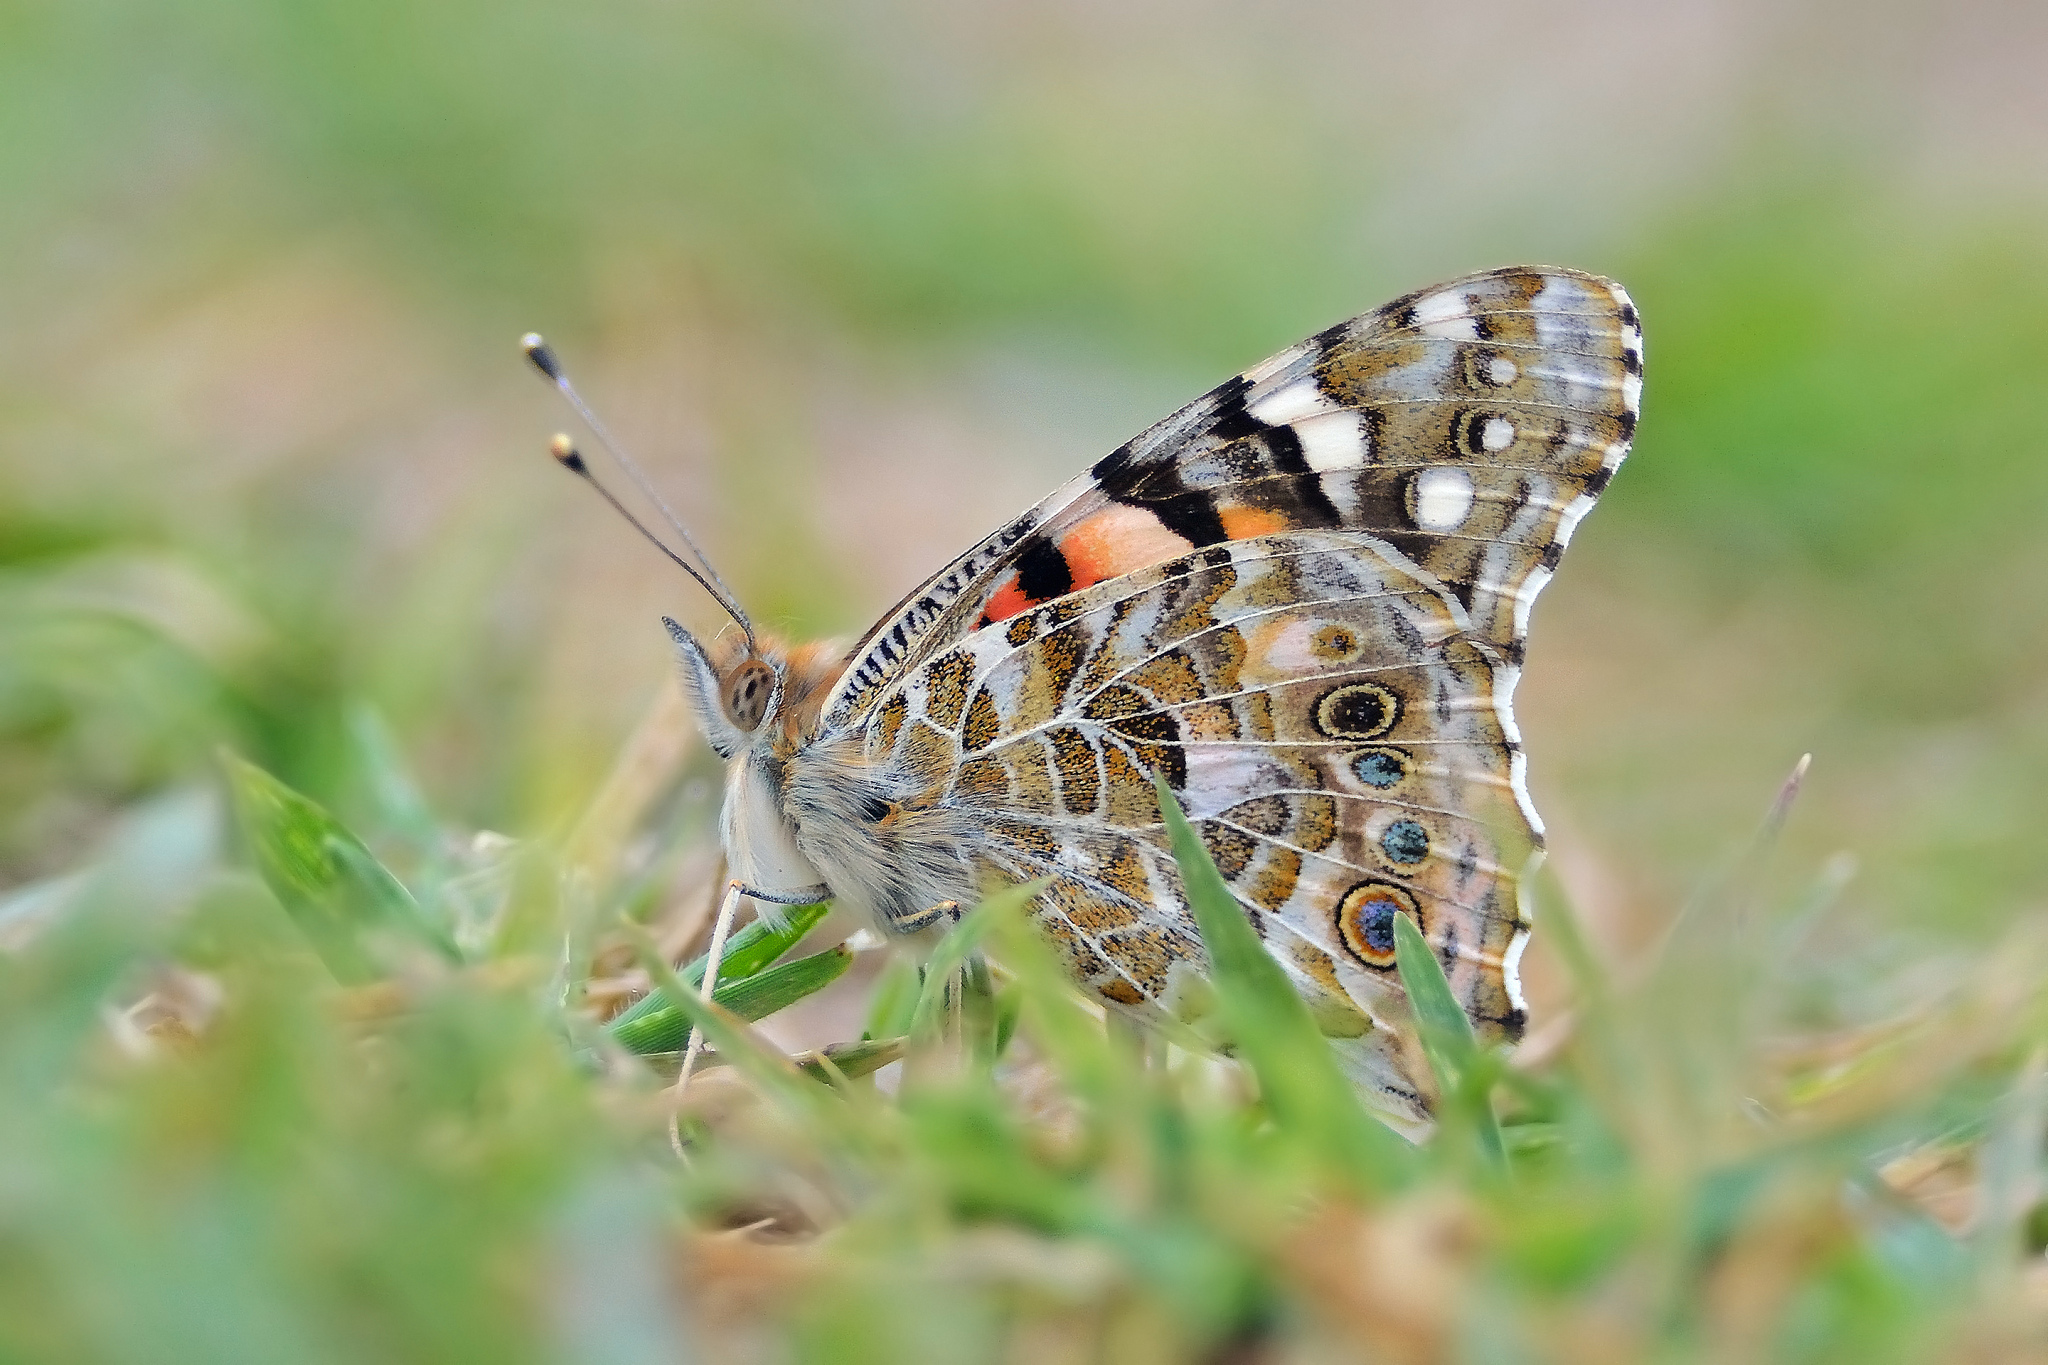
1249, 378, 1335, 426
1412, 289, 1480, 341
1487, 356, 1518, 385
1481, 417, 1515, 452
1550, 492, 1598, 558
1609, 282, 1639, 325
1182, 747, 1289, 820
1610, 282, 1645, 372
1294, 412, 1369, 471
1621, 373, 1643, 413
1317, 470, 1361, 519
1413, 467, 1474, 531
1502, 700, 1544, 838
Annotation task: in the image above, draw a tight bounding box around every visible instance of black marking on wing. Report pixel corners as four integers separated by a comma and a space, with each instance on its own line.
1146, 492, 1230, 548
1264, 433, 1346, 529
1015, 537, 1073, 602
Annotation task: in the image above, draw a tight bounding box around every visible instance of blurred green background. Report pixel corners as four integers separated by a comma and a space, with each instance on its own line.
5, 0, 2047, 1031
7, 3, 2048, 1360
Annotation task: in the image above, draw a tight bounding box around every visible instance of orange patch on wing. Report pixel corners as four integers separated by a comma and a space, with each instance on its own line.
1059, 505, 1193, 591
981, 576, 1034, 624
1219, 504, 1288, 539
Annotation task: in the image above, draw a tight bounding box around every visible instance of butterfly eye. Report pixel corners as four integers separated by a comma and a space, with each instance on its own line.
724, 660, 775, 731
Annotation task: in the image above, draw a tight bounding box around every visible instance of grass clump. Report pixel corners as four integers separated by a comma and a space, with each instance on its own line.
0, 725, 2044, 1365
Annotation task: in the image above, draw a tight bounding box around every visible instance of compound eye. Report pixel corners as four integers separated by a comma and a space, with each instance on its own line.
723, 660, 774, 731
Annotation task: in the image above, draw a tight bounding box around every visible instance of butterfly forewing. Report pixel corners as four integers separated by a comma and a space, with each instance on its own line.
822, 266, 1639, 729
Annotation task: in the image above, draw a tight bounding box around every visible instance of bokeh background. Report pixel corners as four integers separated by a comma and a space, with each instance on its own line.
6, 0, 2048, 989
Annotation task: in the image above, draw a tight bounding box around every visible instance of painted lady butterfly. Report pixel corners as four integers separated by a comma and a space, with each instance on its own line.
541, 265, 1642, 1130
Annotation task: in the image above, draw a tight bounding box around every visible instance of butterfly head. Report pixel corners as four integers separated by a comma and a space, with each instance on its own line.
665, 618, 843, 759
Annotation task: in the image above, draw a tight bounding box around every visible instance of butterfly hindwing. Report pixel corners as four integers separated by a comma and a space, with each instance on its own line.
864, 532, 1533, 1108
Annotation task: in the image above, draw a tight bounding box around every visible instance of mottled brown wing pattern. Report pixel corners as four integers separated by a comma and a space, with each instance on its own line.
817, 265, 1640, 1122
859, 532, 1537, 1116
821, 266, 1640, 731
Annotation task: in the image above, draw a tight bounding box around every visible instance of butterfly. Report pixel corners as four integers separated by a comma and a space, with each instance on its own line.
539, 265, 1641, 1131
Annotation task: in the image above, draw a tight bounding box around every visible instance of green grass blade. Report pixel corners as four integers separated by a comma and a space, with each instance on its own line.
344, 702, 442, 852
983, 904, 1135, 1109
617, 920, 820, 1111
610, 946, 853, 1053
1393, 909, 1506, 1171
908, 882, 1042, 1042
793, 1037, 906, 1083
711, 944, 854, 1024
863, 955, 921, 1040
1154, 776, 1414, 1187
607, 900, 830, 1037
1391, 908, 1479, 1077
703, 901, 833, 981
222, 749, 459, 983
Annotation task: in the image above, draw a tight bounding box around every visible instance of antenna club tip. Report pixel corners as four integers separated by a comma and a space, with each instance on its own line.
521, 332, 565, 381
549, 434, 587, 472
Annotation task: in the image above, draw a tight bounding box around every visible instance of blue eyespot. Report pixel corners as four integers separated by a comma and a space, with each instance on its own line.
1381, 820, 1429, 865
1336, 880, 1419, 968
1352, 748, 1408, 789
1357, 896, 1399, 954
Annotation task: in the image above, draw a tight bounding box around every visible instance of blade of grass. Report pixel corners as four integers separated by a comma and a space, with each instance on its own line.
863, 955, 920, 1040
607, 900, 830, 1037
961, 953, 999, 1065
672, 878, 746, 1103
1974, 1047, 2048, 1269
908, 883, 1043, 1043
703, 943, 853, 1024
222, 750, 459, 983
983, 903, 1137, 1110
792, 1037, 905, 1083
1393, 909, 1506, 1172
616, 919, 820, 1114
610, 946, 854, 1054
1644, 752, 1815, 973
1154, 776, 1414, 1188
344, 702, 442, 855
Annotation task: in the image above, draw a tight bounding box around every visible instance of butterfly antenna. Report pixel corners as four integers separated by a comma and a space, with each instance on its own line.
546, 434, 756, 650
521, 333, 755, 646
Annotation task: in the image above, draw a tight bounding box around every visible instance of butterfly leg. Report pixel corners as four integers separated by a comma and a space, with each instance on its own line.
889, 900, 963, 935
733, 881, 832, 906
669, 876, 830, 1152
668, 878, 749, 1152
